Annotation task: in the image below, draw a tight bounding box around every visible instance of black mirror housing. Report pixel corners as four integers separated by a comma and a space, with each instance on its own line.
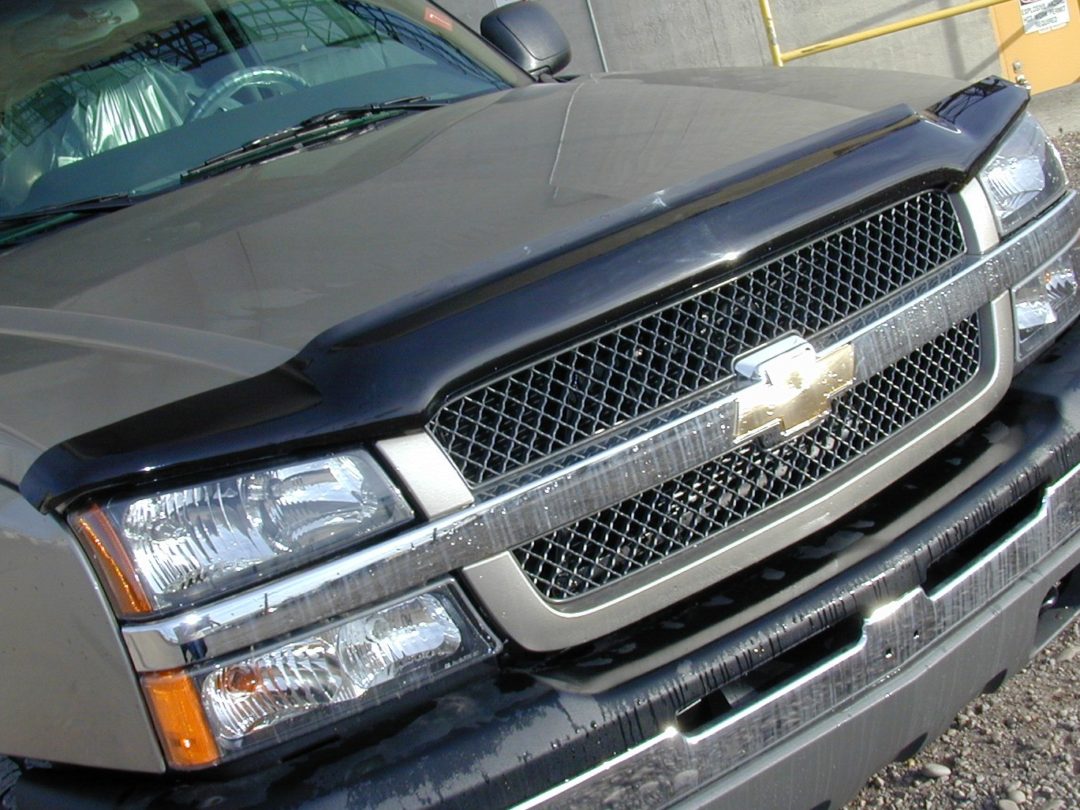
480, 2, 572, 78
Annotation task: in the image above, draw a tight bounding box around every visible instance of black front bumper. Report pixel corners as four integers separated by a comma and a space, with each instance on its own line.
12, 308, 1080, 810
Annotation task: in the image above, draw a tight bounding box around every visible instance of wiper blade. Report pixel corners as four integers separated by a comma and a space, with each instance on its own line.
0, 193, 139, 247
182, 96, 448, 182
1, 192, 136, 224
299, 96, 448, 126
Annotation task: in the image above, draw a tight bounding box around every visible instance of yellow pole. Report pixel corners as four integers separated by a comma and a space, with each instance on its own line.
758, 0, 785, 67
781, 0, 1012, 63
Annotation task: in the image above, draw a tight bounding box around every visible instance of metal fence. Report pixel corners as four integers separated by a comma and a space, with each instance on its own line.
758, 0, 1012, 66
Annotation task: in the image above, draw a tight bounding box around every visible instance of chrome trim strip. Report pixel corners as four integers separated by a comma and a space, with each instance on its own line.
512, 459, 1080, 810
376, 433, 474, 519
122, 192, 1080, 672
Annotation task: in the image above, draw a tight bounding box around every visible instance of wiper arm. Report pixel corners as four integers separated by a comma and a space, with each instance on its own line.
182, 96, 448, 182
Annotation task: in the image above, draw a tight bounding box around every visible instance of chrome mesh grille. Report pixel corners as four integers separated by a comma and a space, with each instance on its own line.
514, 316, 982, 601
430, 191, 966, 487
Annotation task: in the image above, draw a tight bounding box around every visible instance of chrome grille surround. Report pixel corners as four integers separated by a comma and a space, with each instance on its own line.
430, 191, 966, 489
515, 317, 982, 601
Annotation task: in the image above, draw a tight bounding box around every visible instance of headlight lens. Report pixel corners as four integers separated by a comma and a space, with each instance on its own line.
978, 113, 1068, 235
72, 450, 413, 615
142, 584, 498, 768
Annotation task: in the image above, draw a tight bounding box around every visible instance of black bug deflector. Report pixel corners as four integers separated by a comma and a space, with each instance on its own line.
20, 80, 1028, 513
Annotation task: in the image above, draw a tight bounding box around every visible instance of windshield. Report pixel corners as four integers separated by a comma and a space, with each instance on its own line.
0, 0, 527, 217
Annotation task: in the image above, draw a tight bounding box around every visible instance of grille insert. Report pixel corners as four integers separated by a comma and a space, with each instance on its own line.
514, 317, 982, 602
431, 191, 966, 488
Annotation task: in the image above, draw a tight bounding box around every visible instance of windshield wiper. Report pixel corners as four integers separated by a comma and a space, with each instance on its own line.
1, 97, 450, 245
182, 96, 449, 183
299, 96, 449, 126
1, 192, 137, 222
0, 193, 139, 247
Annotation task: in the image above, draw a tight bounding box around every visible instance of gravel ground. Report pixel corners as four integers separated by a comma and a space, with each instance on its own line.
1056, 131, 1080, 193
845, 131, 1080, 810
845, 621, 1080, 810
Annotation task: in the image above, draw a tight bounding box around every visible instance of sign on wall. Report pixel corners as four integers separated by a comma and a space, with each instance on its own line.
1020, 0, 1071, 33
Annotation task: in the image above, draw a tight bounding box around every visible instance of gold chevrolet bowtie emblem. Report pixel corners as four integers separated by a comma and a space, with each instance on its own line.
734, 337, 855, 444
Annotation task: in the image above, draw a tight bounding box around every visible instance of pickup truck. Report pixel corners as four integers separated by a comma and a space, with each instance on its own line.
1, 1, 1078, 807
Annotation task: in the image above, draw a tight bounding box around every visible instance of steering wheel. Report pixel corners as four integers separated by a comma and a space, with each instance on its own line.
186, 66, 310, 122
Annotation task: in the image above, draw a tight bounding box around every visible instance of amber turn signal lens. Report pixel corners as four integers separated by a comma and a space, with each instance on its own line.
142, 670, 221, 769
71, 505, 152, 615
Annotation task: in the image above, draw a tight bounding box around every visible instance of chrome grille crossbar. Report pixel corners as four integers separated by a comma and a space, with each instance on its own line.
516, 319, 982, 601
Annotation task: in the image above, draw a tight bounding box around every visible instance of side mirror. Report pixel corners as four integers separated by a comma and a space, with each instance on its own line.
480, 2, 571, 78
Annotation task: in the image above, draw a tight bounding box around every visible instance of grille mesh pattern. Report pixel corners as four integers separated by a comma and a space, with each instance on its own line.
431, 191, 966, 487
514, 317, 982, 601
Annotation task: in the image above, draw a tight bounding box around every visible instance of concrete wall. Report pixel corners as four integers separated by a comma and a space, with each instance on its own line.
444, 0, 1005, 81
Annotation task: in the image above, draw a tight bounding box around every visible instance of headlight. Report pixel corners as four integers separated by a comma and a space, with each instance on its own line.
142, 584, 499, 768
72, 450, 413, 615
978, 113, 1068, 236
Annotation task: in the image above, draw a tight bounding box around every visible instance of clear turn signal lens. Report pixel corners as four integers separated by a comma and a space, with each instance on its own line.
73, 450, 413, 615
203, 594, 464, 742
1013, 253, 1080, 361
143, 585, 497, 767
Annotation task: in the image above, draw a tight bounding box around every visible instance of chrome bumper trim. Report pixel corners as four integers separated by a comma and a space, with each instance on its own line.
122, 192, 1080, 673
513, 458, 1080, 809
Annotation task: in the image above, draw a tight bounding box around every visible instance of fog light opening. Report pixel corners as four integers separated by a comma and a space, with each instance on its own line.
1040, 582, 1062, 615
